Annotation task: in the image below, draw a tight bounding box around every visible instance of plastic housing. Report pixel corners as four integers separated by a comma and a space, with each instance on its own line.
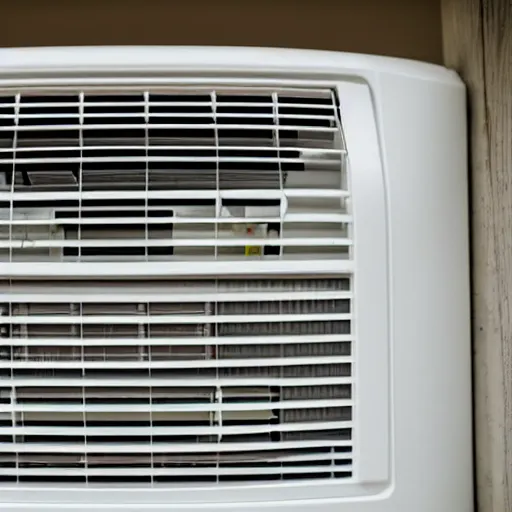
0, 46, 472, 512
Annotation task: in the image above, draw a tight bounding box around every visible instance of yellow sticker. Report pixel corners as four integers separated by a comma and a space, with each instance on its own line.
245, 245, 262, 256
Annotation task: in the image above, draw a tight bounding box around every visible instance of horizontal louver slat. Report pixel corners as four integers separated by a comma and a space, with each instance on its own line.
0, 440, 352, 453
2, 376, 351, 387
0, 421, 352, 436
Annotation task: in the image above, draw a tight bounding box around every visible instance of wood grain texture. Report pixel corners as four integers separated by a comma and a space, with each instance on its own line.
442, 0, 512, 510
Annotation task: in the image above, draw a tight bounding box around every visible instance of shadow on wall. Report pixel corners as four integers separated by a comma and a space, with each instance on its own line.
0, 0, 442, 64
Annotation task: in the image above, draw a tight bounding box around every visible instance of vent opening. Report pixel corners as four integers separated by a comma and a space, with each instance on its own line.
0, 87, 354, 485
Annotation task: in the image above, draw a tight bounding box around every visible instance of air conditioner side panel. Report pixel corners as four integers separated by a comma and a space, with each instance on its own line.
375, 71, 472, 511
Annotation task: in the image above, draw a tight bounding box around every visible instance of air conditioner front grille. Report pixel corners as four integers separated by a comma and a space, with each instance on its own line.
0, 86, 354, 485
0, 277, 353, 484
0, 88, 348, 263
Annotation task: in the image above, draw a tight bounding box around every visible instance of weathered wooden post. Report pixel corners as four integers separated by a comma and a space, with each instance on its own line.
442, 0, 512, 510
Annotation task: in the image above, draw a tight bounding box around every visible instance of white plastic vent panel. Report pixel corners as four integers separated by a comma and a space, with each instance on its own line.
0, 277, 353, 484
0, 44, 471, 512
0, 88, 348, 263
0, 86, 359, 485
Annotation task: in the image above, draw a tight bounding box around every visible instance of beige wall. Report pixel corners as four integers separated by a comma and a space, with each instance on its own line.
0, 0, 442, 64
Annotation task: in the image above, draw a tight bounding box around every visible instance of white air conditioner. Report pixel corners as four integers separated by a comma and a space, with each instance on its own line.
0, 47, 472, 512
